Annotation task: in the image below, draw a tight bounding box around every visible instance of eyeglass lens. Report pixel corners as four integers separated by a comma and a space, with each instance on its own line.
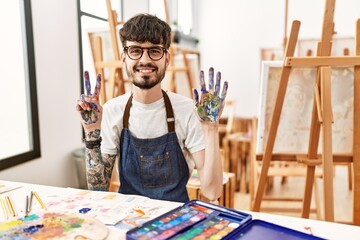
126, 46, 165, 61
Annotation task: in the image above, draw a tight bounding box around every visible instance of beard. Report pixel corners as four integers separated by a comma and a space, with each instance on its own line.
126, 62, 167, 90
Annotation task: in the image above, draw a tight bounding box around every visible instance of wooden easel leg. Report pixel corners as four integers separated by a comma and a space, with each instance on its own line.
302, 0, 336, 218
313, 178, 322, 220
302, 67, 323, 219
230, 139, 240, 191
98, 68, 106, 105
320, 66, 335, 222
108, 69, 116, 99
249, 118, 258, 209
353, 18, 360, 226
240, 144, 247, 193
93, 36, 107, 104
302, 166, 316, 218
168, 70, 176, 92
348, 163, 353, 191
252, 21, 301, 211
115, 68, 125, 96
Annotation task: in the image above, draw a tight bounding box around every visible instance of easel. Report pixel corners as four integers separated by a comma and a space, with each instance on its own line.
104, 0, 127, 98
88, 0, 128, 105
252, 0, 360, 225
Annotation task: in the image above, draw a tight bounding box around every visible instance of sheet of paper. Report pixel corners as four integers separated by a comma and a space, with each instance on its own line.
43, 189, 148, 225
113, 198, 182, 233
0, 181, 22, 194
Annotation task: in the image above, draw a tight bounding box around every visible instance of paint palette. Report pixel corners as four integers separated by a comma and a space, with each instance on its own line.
0, 211, 109, 240
126, 200, 325, 240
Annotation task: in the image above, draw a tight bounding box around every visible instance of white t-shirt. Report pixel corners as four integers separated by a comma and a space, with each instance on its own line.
101, 91, 205, 173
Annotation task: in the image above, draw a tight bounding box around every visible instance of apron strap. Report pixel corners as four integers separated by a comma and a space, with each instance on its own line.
123, 94, 133, 129
162, 90, 175, 132
122, 90, 175, 132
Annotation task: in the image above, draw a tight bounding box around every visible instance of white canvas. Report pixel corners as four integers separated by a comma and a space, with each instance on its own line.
257, 61, 354, 155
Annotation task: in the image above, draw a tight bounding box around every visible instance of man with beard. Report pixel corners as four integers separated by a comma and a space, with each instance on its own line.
76, 13, 228, 202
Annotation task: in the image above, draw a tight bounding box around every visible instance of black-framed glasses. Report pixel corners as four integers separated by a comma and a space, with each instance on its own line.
123, 46, 167, 61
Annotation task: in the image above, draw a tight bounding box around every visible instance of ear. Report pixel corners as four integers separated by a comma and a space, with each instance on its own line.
121, 52, 126, 63
165, 52, 171, 68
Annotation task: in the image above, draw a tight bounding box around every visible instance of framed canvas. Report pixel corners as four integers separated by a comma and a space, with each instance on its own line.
260, 47, 284, 61
256, 61, 354, 155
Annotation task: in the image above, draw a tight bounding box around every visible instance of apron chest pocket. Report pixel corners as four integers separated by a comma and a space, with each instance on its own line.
139, 152, 174, 188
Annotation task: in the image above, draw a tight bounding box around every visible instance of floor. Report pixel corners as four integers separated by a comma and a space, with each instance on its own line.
232, 165, 353, 224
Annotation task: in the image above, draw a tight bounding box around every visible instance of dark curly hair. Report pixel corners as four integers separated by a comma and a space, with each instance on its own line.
119, 14, 171, 50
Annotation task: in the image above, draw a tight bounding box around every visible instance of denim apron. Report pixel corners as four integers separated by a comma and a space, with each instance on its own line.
118, 90, 190, 202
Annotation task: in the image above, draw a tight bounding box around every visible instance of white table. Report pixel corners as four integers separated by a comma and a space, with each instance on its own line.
1, 180, 360, 239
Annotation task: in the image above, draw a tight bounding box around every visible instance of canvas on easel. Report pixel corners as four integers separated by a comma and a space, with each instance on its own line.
297, 37, 355, 57
257, 61, 354, 155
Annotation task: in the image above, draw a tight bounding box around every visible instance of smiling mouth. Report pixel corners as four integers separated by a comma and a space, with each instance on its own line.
137, 69, 155, 73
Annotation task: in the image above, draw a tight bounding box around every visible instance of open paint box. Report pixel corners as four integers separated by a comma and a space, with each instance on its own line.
126, 200, 325, 240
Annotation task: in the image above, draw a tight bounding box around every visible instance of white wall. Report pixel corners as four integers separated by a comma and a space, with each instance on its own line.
123, 0, 148, 20
1, 0, 359, 187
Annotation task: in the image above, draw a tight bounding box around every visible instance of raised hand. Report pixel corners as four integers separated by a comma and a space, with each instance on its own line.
193, 67, 228, 122
76, 71, 102, 130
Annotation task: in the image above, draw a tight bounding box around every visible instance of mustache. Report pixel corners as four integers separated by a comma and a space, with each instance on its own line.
134, 63, 158, 70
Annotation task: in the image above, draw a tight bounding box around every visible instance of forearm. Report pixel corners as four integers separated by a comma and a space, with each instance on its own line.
199, 124, 223, 200
84, 129, 116, 191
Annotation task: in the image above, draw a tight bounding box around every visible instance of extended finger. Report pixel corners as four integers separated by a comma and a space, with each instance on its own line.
93, 74, 101, 99
192, 88, 200, 105
220, 81, 229, 105
200, 70, 206, 94
214, 71, 221, 95
84, 71, 91, 96
208, 67, 214, 92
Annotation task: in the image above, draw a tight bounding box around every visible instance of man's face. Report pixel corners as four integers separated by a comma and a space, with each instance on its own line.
122, 41, 169, 90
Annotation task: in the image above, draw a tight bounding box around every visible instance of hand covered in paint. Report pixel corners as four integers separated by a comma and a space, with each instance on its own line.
76, 71, 102, 132
193, 67, 228, 122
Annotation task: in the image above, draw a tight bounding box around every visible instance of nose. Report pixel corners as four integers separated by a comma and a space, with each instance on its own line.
139, 49, 151, 63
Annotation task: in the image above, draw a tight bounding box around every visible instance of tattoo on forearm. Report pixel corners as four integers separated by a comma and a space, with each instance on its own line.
86, 129, 101, 140
85, 147, 116, 191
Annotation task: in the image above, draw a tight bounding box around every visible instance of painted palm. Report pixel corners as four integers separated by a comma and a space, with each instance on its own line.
193, 67, 228, 122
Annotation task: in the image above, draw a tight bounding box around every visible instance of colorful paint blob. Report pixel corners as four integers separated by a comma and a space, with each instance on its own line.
0, 211, 108, 239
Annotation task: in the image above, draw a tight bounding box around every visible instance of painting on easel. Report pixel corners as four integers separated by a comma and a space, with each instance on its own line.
257, 61, 354, 155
